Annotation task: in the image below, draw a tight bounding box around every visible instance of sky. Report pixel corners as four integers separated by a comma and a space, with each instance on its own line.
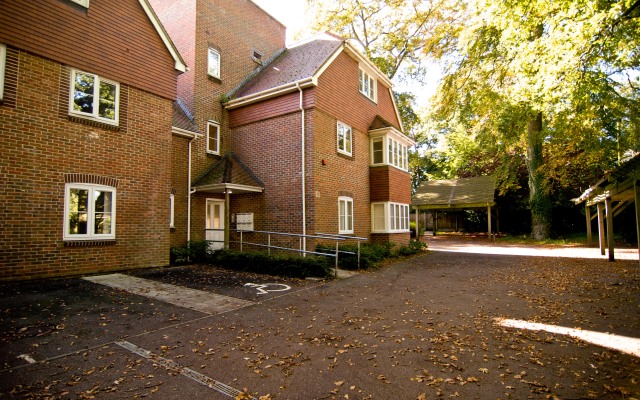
251, 0, 310, 45
251, 0, 438, 108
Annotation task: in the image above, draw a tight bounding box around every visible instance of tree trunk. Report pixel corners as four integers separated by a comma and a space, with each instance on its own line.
526, 111, 552, 240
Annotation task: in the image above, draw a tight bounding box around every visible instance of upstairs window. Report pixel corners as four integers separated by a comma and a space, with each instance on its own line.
207, 121, 220, 155
338, 196, 354, 234
208, 48, 221, 79
64, 184, 116, 240
358, 68, 376, 102
0, 44, 5, 101
337, 121, 352, 156
70, 0, 90, 7
370, 135, 409, 171
69, 69, 119, 125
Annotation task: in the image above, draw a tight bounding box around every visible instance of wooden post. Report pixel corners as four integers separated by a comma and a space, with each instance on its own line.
415, 208, 420, 241
605, 197, 615, 262
597, 203, 606, 256
434, 211, 438, 236
585, 205, 592, 246
487, 205, 492, 241
635, 180, 640, 265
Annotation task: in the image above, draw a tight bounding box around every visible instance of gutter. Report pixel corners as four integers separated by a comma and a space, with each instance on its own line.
225, 78, 315, 109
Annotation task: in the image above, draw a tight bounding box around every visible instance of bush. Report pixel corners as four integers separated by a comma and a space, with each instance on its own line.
409, 221, 425, 238
170, 240, 211, 265
210, 250, 332, 279
395, 239, 428, 256
316, 242, 394, 270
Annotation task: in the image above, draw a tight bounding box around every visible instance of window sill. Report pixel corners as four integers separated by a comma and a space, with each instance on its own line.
208, 75, 222, 84
64, 239, 116, 247
68, 115, 120, 131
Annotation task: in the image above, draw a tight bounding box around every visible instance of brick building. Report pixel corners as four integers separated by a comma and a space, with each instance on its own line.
150, 0, 415, 253
0, 0, 414, 281
0, 0, 185, 280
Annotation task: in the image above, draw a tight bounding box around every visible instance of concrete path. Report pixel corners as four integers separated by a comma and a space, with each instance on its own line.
83, 273, 253, 315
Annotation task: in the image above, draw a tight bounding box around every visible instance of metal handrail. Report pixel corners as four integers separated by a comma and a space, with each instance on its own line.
315, 232, 366, 269
204, 228, 362, 277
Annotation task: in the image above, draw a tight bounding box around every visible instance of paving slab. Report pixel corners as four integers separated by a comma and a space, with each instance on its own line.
83, 273, 253, 315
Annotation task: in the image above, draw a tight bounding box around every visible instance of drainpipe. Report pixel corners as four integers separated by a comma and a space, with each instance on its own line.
187, 138, 196, 243
296, 82, 307, 255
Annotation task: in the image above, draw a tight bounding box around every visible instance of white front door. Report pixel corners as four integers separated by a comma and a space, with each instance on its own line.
205, 199, 225, 250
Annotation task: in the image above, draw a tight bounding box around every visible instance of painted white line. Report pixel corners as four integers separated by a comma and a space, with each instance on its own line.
17, 354, 36, 364
496, 318, 640, 357
116, 341, 253, 399
244, 282, 291, 295
84, 274, 253, 314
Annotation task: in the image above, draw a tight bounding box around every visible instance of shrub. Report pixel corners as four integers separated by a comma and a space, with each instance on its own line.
409, 221, 425, 238
395, 239, 428, 256
210, 250, 332, 279
170, 240, 211, 265
316, 242, 394, 270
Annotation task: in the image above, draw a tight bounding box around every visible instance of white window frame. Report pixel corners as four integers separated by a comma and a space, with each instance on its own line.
70, 0, 90, 7
63, 183, 116, 241
169, 193, 175, 228
371, 202, 410, 233
0, 44, 6, 101
69, 69, 120, 125
207, 121, 220, 155
358, 68, 377, 102
337, 121, 352, 156
338, 196, 354, 234
208, 48, 221, 79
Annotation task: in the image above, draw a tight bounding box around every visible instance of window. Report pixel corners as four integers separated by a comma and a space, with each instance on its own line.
337, 121, 352, 156
358, 68, 376, 102
69, 69, 119, 125
64, 184, 116, 240
169, 193, 175, 228
70, 0, 90, 7
371, 138, 384, 164
338, 197, 354, 234
371, 202, 410, 233
208, 48, 221, 79
0, 44, 5, 101
207, 121, 220, 154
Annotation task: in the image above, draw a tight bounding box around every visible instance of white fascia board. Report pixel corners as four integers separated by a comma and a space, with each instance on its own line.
369, 126, 416, 146
139, 0, 188, 73
388, 87, 405, 133
172, 126, 202, 139
343, 41, 393, 88
224, 78, 315, 109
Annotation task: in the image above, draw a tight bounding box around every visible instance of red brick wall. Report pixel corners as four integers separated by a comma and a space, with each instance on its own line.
229, 110, 314, 236
0, 0, 178, 100
0, 51, 173, 281
312, 109, 371, 238
149, 0, 196, 111
370, 166, 412, 203
371, 233, 411, 246
314, 51, 401, 133
171, 135, 190, 248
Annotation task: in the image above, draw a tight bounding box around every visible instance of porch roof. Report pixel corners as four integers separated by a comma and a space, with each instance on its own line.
192, 153, 264, 194
412, 176, 496, 210
573, 153, 640, 206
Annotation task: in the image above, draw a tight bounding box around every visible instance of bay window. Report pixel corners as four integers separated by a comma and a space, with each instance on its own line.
371, 202, 410, 233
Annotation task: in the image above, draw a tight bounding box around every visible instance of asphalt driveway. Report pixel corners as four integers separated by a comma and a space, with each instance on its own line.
0, 239, 638, 399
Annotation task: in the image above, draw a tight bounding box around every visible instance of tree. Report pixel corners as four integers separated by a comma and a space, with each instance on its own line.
431, 0, 640, 239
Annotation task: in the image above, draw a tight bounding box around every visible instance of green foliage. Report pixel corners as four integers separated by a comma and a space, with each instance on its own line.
210, 250, 332, 279
316, 241, 427, 270
170, 241, 211, 265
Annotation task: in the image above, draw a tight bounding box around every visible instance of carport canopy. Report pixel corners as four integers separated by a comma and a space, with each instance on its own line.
573, 153, 640, 263
412, 176, 496, 237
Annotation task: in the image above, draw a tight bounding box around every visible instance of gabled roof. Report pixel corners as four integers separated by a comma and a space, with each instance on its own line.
192, 153, 264, 194
139, 0, 187, 72
225, 32, 394, 110
413, 176, 496, 210
233, 37, 343, 99
172, 100, 201, 135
